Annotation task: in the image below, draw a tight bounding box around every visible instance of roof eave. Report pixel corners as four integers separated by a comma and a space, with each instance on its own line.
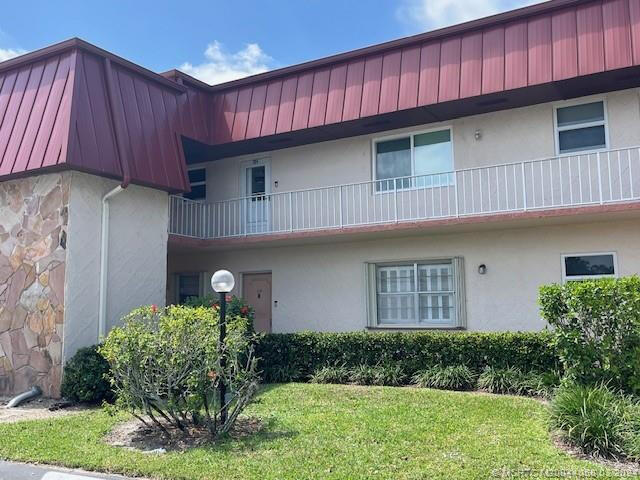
0, 37, 186, 93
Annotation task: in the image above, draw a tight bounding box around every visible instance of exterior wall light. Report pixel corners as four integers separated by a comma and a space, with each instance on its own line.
211, 269, 235, 424
478, 264, 487, 275
474, 129, 482, 140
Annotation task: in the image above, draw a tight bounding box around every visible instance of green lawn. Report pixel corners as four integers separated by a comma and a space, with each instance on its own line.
0, 383, 617, 479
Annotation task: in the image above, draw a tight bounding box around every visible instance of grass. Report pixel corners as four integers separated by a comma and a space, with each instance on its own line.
0, 383, 617, 480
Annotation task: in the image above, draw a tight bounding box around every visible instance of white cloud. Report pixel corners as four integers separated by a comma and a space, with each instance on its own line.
179, 41, 274, 85
396, 0, 542, 31
0, 47, 26, 62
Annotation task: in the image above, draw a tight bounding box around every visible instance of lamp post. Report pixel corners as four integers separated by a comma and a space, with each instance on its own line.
211, 269, 235, 424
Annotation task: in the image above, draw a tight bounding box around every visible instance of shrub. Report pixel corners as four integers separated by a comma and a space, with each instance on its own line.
309, 365, 350, 384
620, 401, 640, 460
550, 383, 628, 457
540, 276, 640, 394
256, 331, 557, 383
184, 294, 254, 322
100, 305, 259, 439
61, 345, 113, 404
348, 364, 406, 386
478, 367, 530, 395
524, 370, 562, 399
413, 365, 477, 391
268, 364, 303, 383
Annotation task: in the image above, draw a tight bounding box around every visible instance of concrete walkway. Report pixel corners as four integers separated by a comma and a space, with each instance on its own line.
0, 461, 133, 480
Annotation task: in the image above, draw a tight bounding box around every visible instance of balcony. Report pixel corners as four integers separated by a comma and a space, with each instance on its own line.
169, 146, 640, 240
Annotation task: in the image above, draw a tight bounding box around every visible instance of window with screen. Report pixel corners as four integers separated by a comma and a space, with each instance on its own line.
374, 129, 453, 191
555, 101, 607, 154
367, 258, 465, 328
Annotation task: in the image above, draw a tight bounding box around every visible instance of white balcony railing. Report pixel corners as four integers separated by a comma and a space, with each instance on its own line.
169, 146, 640, 239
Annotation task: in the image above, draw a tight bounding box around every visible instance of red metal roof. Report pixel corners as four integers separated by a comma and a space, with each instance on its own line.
0, 39, 206, 192
0, 51, 76, 177
206, 0, 640, 145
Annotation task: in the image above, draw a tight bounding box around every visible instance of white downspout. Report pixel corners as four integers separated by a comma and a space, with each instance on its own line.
98, 185, 126, 340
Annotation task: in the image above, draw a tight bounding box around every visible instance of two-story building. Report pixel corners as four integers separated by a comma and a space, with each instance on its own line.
2, 0, 640, 396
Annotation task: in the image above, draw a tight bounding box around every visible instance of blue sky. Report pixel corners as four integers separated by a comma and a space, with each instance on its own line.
1, 0, 541, 85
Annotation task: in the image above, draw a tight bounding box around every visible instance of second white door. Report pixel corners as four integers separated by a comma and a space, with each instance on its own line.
242, 158, 271, 234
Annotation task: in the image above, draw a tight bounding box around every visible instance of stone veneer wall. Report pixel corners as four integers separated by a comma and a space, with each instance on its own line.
0, 173, 69, 397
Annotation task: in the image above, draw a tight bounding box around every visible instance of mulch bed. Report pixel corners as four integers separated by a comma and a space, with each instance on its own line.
104, 416, 263, 453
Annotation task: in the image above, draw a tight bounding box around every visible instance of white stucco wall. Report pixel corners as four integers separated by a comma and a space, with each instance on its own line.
64, 172, 168, 361
168, 218, 640, 333
200, 89, 640, 201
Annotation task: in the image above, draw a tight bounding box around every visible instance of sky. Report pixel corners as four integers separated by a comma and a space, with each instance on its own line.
0, 0, 542, 85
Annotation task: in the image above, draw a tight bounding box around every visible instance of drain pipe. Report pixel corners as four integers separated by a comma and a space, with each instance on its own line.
98, 56, 131, 340
98, 185, 126, 339
5, 386, 41, 408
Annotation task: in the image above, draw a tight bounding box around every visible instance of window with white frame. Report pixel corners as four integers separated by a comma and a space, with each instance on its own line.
374, 129, 453, 191
366, 258, 466, 328
555, 101, 607, 155
184, 167, 206, 201
562, 253, 617, 282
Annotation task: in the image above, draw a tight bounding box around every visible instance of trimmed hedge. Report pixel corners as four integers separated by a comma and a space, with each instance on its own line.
255, 331, 558, 383
61, 332, 558, 400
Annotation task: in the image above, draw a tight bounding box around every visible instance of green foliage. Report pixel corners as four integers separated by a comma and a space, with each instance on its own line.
309, 365, 350, 384
550, 383, 631, 457
267, 364, 302, 383
478, 367, 530, 395
348, 364, 406, 386
60, 345, 113, 404
184, 294, 254, 321
539, 276, 640, 395
256, 331, 558, 383
413, 365, 477, 391
308, 364, 406, 386
99, 305, 259, 439
524, 370, 562, 399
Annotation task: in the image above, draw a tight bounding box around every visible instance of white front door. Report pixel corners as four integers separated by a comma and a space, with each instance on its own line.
242, 159, 271, 234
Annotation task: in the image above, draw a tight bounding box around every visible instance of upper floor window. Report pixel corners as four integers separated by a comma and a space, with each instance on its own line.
555, 101, 608, 155
562, 252, 617, 282
374, 129, 453, 190
185, 168, 206, 201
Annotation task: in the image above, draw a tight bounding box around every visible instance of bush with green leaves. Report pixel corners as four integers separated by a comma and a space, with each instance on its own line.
478, 366, 531, 395
184, 294, 254, 321
539, 276, 640, 395
620, 402, 640, 460
413, 365, 477, 391
309, 365, 350, 384
256, 331, 558, 383
60, 345, 113, 404
267, 364, 303, 383
525, 370, 562, 399
550, 383, 631, 458
100, 305, 259, 439
347, 364, 406, 386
